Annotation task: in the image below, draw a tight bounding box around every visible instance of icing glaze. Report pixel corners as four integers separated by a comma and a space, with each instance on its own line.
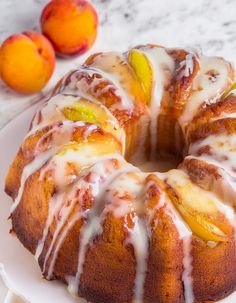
11, 121, 97, 214
28, 94, 125, 149
139, 46, 175, 160
67, 164, 140, 295
45, 158, 134, 279
189, 133, 236, 179
69, 59, 136, 111
146, 173, 194, 303
185, 154, 236, 212
179, 56, 233, 128
103, 172, 148, 303
177, 52, 197, 78
127, 217, 148, 303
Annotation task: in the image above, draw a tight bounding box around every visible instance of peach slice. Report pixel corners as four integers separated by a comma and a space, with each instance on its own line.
0, 31, 55, 94
166, 170, 230, 242
128, 48, 152, 104
222, 82, 236, 99
62, 101, 101, 124
61, 99, 124, 142
85, 52, 147, 108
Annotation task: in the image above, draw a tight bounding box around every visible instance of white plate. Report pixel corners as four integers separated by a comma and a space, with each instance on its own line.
0, 103, 235, 303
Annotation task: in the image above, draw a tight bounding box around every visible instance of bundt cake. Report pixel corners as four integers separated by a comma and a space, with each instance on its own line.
5, 44, 236, 303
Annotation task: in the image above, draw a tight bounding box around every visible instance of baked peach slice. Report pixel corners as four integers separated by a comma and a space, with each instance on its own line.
61, 99, 124, 144
84, 52, 147, 158
166, 170, 232, 242
33, 95, 124, 145
128, 48, 152, 104
84, 52, 147, 109
222, 82, 236, 99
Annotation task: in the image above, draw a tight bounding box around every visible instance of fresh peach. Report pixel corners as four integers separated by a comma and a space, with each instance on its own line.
40, 0, 98, 57
0, 31, 55, 94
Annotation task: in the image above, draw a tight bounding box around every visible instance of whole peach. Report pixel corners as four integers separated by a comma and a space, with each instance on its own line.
0, 31, 55, 94
40, 0, 98, 57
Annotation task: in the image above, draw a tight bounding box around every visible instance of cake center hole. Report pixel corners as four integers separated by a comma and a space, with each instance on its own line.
136, 158, 179, 173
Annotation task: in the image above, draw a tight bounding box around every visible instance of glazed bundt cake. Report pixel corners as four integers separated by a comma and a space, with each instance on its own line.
5, 44, 236, 303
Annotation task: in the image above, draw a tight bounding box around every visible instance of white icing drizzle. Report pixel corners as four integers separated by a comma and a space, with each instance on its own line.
221, 88, 236, 99
229, 88, 236, 95
28, 79, 127, 154
209, 111, 236, 122
185, 154, 236, 212
47, 212, 81, 278
144, 179, 165, 225
139, 47, 175, 160
40, 140, 123, 188
28, 94, 123, 143
11, 148, 56, 214
128, 217, 148, 303
61, 70, 101, 100
104, 172, 148, 303
83, 65, 134, 109
179, 56, 233, 128
35, 190, 67, 262
65, 170, 149, 303
34, 187, 54, 260
215, 200, 236, 237
11, 121, 89, 214
207, 241, 218, 248
163, 170, 198, 303
189, 133, 236, 179
35, 121, 87, 152
35, 153, 125, 262
45, 157, 132, 279
82, 66, 134, 111
29, 95, 81, 135
147, 178, 194, 303
65, 165, 141, 295
182, 236, 194, 303
83, 124, 98, 139
144, 175, 194, 303
178, 53, 196, 78
167, 201, 194, 303
65, 63, 135, 111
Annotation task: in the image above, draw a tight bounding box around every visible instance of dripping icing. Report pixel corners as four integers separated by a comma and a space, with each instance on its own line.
139, 47, 175, 160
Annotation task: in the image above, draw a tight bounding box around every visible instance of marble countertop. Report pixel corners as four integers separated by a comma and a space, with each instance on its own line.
0, 0, 236, 129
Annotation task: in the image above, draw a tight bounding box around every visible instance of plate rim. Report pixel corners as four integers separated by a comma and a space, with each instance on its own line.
0, 102, 38, 303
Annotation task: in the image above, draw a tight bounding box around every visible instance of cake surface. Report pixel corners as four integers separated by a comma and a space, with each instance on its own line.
5, 44, 236, 303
